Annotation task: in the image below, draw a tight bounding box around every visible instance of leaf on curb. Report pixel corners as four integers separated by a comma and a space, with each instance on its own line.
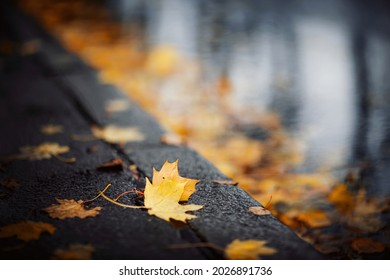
43, 199, 102, 219
54, 244, 95, 260
0, 221, 56, 241
41, 124, 63, 135
225, 239, 277, 260
96, 158, 123, 171
144, 178, 203, 223
11, 142, 76, 163
92, 125, 144, 144
249, 206, 271, 216
153, 160, 199, 201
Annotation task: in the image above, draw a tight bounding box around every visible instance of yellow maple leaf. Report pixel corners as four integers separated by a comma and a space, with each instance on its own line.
92, 125, 144, 144
0, 221, 56, 241
144, 178, 203, 222
43, 199, 102, 219
153, 160, 199, 201
54, 244, 95, 260
225, 239, 277, 260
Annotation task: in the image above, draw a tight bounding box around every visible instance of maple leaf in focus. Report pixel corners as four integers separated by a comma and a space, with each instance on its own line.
153, 160, 199, 201
92, 125, 144, 144
43, 199, 102, 219
54, 244, 95, 260
18, 142, 72, 161
0, 221, 56, 241
144, 178, 203, 222
225, 239, 277, 260
41, 124, 63, 135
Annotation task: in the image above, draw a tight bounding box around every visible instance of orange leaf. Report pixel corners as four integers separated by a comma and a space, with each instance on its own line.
225, 239, 276, 260
43, 199, 102, 219
54, 244, 95, 260
351, 238, 385, 254
0, 221, 56, 241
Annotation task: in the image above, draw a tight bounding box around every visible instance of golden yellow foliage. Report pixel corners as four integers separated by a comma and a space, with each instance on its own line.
144, 178, 203, 222
0, 221, 56, 241
92, 125, 144, 144
54, 244, 95, 260
225, 239, 276, 260
152, 160, 199, 201
43, 199, 102, 219
146, 46, 179, 77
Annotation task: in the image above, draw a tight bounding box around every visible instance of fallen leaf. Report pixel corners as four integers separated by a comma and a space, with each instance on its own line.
41, 124, 63, 135
346, 189, 385, 233
213, 180, 238, 186
296, 210, 331, 228
17, 142, 74, 162
0, 178, 21, 191
249, 206, 271, 216
328, 183, 355, 214
153, 160, 199, 201
129, 164, 141, 180
144, 178, 203, 223
0, 221, 56, 241
225, 239, 277, 260
160, 133, 185, 145
96, 158, 123, 171
43, 199, 102, 219
105, 99, 130, 113
92, 125, 144, 144
351, 238, 385, 254
54, 244, 95, 260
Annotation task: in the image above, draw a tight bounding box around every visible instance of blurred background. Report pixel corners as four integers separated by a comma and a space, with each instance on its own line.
17, 0, 390, 258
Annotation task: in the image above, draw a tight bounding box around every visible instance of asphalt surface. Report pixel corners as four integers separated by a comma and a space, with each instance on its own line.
0, 0, 323, 259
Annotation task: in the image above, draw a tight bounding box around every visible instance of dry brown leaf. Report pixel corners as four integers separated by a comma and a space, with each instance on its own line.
144, 178, 203, 223
41, 124, 63, 135
212, 180, 238, 185
105, 99, 130, 113
152, 160, 199, 201
0, 221, 56, 241
351, 238, 385, 254
92, 125, 144, 144
1, 178, 21, 191
249, 206, 271, 216
225, 239, 277, 260
96, 158, 123, 171
43, 198, 102, 219
54, 244, 95, 260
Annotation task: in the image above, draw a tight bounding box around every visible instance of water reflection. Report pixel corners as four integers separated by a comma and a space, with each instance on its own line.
104, 0, 390, 193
